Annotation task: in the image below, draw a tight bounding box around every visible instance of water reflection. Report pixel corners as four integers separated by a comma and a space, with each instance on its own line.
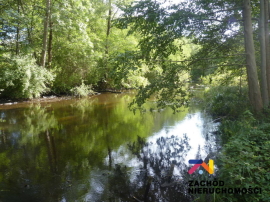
0, 93, 218, 202
89, 112, 218, 202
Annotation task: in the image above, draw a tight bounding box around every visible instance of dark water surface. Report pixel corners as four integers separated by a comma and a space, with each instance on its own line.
0, 92, 218, 202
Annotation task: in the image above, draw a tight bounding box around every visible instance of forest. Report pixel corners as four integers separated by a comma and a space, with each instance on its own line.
1, 0, 270, 201
0, 0, 269, 112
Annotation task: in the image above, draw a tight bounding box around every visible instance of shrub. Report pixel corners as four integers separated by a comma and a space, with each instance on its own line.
217, 120, 270, 202
70, 82, 95, 97
203, 99, 270, 202
201, 84, 270, 202
203, 86, 250, 119
0, 55, 54, 99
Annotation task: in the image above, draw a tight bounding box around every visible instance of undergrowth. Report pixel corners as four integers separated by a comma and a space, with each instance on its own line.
0, 55, 54, 99
201, 85, 270, 202
70, 82, 95, 97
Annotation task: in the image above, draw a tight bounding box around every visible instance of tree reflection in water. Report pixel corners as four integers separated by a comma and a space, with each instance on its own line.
106, 135, 194, 202
0, 95, 218, 202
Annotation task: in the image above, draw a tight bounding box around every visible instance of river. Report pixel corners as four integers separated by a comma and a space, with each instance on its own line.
0, 91, 219, 202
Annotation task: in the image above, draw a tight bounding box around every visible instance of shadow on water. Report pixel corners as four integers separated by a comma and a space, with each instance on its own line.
0, 92, 219, 202
105, 135, 192, 202
99, 121, 219, 202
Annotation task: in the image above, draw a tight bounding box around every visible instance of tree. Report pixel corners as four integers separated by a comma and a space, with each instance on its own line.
47, 7, 53, 69
15, 0, 20, 55
117, 0, 267, 112
243, 0, 263, 111
264, 0, 270, 101
40, 0, 51, 68
259, 0, 269, 107
105, 0, 112, 56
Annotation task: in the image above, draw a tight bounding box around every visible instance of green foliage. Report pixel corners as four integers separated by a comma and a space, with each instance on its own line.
0, 55, 54, 99
116, 0, 257, 113
70, 82, 95, 97
50, 0, 104, 93
50, 1, 142, 92
108, 50, 149, 89
204, 87, 270, 201
202, 69, 247, 87
217, 115, 270, 202
116, 0, 187, 60
129, 62, 190, 113
1, 0, 144, 96
189, 36, 246, 83
203, 86, 250, 119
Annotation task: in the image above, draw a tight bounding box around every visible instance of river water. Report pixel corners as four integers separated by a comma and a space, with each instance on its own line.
0, 92, 219, 202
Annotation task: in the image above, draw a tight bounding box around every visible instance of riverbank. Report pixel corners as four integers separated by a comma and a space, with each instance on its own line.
0, 95, 74, 106
201, 85, 270, 202
0, 88, 130, 106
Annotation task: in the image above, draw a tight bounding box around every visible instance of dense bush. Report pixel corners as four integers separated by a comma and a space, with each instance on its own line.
202, 86, 270, 202
0, 55, 54, 99
203, 86, 250, 119
70, 82, 95, 97
217, 113, 270, 202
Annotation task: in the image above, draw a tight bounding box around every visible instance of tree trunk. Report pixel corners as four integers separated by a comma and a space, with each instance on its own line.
243, 0, 263, 112
45, 130, 58, 173
20, 0, 37, 60
102, 0, 112, 83
105, 0, 112, 56
40, 0, 51, 68
108, 147, 112, 169
259, 0, 269, 107
265, 0, 270, 100
15, 0, 20, 55
48, 15, 53, 68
